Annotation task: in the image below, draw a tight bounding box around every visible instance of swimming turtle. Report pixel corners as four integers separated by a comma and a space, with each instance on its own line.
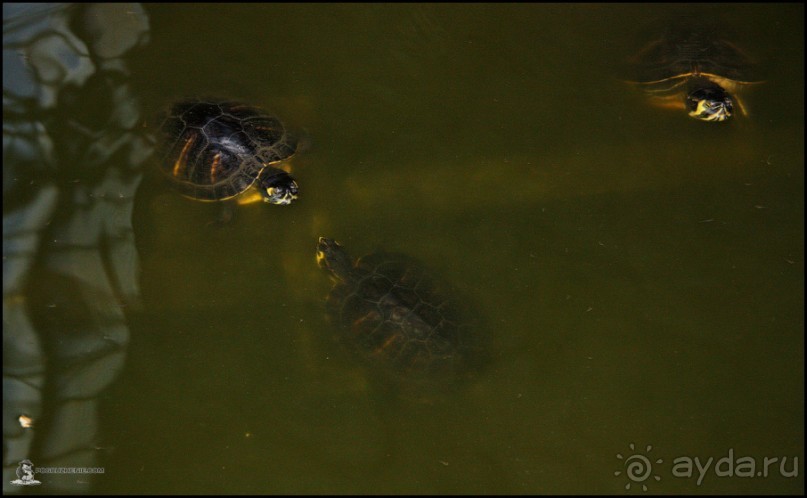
158, 99, 299, 205
316, 237, 488, 389
624, 16, 763, 122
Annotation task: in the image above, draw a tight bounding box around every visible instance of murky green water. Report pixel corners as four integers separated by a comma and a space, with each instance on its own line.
98, 4, 802, 494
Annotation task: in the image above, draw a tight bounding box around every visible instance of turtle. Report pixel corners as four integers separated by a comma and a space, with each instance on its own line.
316, 237, 488, 390
623, 16, 764, 122
158, 99, 299, 205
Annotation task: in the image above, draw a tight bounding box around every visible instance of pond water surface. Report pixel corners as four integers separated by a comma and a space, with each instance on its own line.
95, 3, 802, 494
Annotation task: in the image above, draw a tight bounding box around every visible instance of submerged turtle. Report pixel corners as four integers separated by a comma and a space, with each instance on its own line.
624, 16, 763, 122
158, 99, 299, 205
316, 237, 488, 389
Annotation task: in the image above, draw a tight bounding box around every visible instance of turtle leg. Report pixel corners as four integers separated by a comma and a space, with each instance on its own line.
234, 187, 265, 205
733, 96, 750, 117
203, 202, 236, 227
646, 93, 688, 111
217, 203, 236, 224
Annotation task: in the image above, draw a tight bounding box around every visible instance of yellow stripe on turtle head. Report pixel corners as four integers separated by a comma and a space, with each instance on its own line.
688, 99, 732, 122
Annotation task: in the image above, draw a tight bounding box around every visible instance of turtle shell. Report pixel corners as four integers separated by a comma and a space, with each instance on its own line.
325, 248, 487, 386
626, 16, 762, 88
623, 16, 764, 120
158, 99, 297, 201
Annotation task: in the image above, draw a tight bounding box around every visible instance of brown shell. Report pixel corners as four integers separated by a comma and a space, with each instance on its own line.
327, 251, 487, 385
158, 99, 297, 201
625, 16, 763, 88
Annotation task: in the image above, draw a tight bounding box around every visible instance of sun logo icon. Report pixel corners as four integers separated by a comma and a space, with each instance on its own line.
614, 443, 663, 491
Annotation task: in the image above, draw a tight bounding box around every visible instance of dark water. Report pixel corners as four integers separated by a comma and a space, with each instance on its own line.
97, 4, 802, 493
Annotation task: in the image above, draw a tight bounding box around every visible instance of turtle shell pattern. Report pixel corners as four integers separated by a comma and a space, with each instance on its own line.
159, 99, 297, 201
627, 17, 760, 86
327, 252, 486, 384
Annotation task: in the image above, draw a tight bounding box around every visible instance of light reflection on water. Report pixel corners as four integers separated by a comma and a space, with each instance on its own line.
102, 3, 802, 494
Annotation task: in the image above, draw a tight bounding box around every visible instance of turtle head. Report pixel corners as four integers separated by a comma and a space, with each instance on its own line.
317, 237, 353, 281
686, 86, 733, 122
259, 169, 299, 205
